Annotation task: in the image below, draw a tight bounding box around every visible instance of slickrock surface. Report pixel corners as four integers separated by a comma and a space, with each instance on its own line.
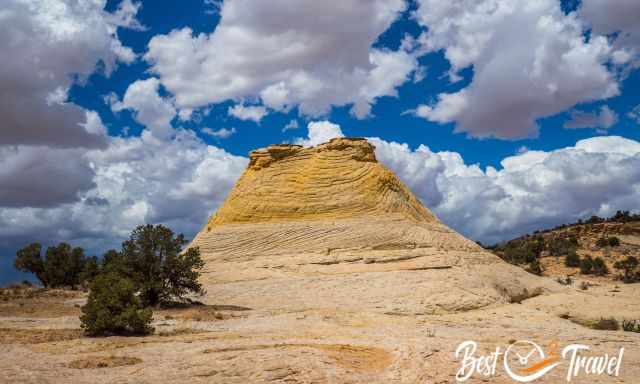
191, 138, 556, 314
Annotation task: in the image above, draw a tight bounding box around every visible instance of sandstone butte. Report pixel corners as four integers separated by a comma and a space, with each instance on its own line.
190, 137, 557, 314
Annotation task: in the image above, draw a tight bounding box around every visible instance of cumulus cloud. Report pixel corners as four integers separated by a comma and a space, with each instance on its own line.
0, 130, 247, 258
294, 121, 344, 147
202, 127, 236, 139
111, 78, 177, 139
579, 0, 640, 68
145, 0, 417, 118
374, 136, 640, 243
294, 121, 640, 244
228, 105, 268, 123
0, 0, 248, 259
412, 0, 619, 139
0, 146, 96, 208
564, 105, 619, 131
0, 0, 139, 148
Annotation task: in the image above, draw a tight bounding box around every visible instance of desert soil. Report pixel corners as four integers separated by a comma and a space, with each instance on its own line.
1, 279, 639, 384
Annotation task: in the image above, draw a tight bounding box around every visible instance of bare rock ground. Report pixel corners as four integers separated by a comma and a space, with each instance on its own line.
1, 282, 639, 383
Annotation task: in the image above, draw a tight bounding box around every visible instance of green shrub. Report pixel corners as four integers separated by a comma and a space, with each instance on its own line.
596, 237, 620, 248
526, 260, 543, 276
592, 257, 609, 276
548, 237, 575, 256
79, 256, 100, 287
565, 249, 581, 267
80, 272, 153, 336
622, 320, 640, 333
14, 243, 47, 286
614, 256, 640, 283
580, 255, 594, 274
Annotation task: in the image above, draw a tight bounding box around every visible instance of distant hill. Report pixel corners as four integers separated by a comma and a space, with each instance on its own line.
486, 211, 640, 283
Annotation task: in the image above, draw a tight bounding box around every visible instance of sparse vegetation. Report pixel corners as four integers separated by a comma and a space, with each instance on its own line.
556, 276, 573, 285
592, 317, 619, 331
68, 356, 142, 369
492, 236, 544, 267
0, 327, 82, 344
548, 236, 577, 257
592, 257, 609, 276
565, 249, 580, 267
526, 260, 543, 276
13, 224, 205, 337
116, 224, 205, 307
580, 255, 594, 274
622, 320, 640, 333
614, 256, 640, 283
14, 242, 98, 289
579, 256, 608, 276
80, 272, 153, 336
596, 237, 620, 248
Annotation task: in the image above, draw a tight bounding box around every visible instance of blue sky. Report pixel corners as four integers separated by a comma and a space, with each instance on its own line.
1, 0, 640, 284
72, 0, 640, 168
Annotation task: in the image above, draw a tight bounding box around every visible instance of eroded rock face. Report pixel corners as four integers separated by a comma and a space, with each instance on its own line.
208, 138, 434, 226
191, 138, 558, 314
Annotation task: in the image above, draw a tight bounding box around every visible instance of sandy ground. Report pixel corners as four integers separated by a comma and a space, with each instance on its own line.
1, 280, 639, 384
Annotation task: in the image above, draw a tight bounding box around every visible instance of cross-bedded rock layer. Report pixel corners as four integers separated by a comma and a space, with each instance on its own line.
191, 138, 557, 314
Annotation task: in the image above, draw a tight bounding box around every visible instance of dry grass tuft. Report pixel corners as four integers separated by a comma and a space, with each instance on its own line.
158, 305, 240, 322
0, 328, 82, 344
0, 286, 82, 300
157, 328, 203, 337
0, 286, 84, 318
68, 355, 142, 369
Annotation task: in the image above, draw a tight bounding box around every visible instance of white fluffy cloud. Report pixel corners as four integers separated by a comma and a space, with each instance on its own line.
0, 0, 138, 148
374, 136, 640, 243
0, 130, 247, 256
294, 121, 344, 147
282, 119, 299, 132
145, 0, 417, 118
294, 122, 640, 244
564, 105, 619, 131
0, 0, 140, 218
0, 2, 249, 278
412, 0, 619, 139
111, 78, 177, 139
202, 127, 236, 139
579, 0, 640, 67
228, 105, 268, 123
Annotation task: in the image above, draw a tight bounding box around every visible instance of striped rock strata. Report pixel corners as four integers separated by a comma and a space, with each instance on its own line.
191, 138, 556, 314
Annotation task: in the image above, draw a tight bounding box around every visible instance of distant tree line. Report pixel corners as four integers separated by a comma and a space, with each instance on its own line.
534, 210, 640, 234
489, 231, 640, 283
489, 234, 613, 277
14, 243, 99, 289
14, 224, 205, 336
